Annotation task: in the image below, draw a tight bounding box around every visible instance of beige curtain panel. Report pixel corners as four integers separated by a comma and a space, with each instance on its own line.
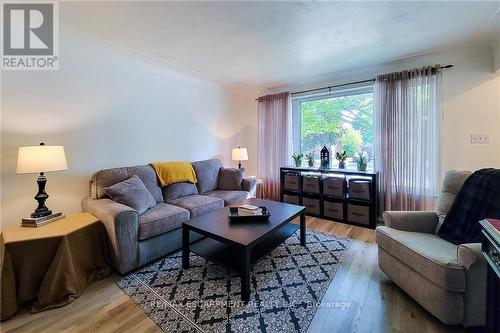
257, 92, 292, 201
374, 66, 442, 213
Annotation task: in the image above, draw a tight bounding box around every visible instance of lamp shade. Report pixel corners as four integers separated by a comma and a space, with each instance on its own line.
17, 145, 68, 174
232, 147, 248, 161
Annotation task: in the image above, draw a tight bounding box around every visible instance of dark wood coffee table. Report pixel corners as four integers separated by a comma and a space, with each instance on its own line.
182, 198, 306, 302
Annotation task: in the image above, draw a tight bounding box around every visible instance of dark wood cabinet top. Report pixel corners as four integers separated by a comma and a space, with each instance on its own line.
281, 165, 378, 176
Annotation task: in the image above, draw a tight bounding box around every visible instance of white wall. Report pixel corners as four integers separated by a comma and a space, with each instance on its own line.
264, 42, 500, 178
1, 29, 257, 228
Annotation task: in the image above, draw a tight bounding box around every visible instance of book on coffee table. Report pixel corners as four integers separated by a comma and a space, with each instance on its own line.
238, 204, 262, 213
229, 206, 270, 222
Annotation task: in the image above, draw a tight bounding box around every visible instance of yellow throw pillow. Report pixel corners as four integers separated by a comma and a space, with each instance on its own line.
150, 161, 198, 187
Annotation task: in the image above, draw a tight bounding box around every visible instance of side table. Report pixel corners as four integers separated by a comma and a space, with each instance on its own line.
480, 219, 500, 333
255, 178, 265, 199
0, 213, 112, 321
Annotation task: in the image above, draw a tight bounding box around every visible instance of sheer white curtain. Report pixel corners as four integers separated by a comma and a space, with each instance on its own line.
374, 66, 442, 212
257, 92, 292, 201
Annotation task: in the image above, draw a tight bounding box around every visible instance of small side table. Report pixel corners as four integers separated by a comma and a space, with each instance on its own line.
480, 219, 500, 333
255, 179, 265, 199
0, 213, 111, 320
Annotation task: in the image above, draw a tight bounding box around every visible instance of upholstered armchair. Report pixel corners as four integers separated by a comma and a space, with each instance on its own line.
376, 170, 487, 327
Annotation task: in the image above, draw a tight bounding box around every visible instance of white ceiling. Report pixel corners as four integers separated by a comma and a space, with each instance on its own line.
65, 1, 500, 87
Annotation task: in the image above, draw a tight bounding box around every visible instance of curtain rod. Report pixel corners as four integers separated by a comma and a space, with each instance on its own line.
256, 64, 454, 101
291, 78, 374, 97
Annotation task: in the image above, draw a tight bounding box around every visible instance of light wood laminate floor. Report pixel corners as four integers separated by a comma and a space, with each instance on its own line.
1, 217, 473, 333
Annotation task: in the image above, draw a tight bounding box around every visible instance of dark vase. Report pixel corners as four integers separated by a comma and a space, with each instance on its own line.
308, 160, 314, 167
338, 161, 345, 169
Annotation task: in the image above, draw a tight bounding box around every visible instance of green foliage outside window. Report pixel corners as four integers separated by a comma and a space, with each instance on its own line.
300, 93, 373, 158
340, 128, 363, 156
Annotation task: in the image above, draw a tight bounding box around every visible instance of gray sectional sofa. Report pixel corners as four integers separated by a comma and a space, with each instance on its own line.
82, 159, 256, 274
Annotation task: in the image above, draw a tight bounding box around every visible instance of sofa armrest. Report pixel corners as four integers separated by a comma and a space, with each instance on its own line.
242, 177, 257, 197
457, 243, 487, 327
383, 211, 438, 233
82, 197, 139, 274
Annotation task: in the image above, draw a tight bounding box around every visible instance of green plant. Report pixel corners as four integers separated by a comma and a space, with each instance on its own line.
292, 153, 303, 162
335, 150, 348, 162
292, 153, 303, 167
353, 151, 369, 165
305, 151, 315, 163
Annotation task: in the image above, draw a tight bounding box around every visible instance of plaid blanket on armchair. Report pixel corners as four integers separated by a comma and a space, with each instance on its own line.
438, 168, 500, 245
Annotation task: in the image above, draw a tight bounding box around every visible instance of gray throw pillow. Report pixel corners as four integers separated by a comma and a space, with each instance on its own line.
162, 182, 199, 202
192, 159, 222, 193
218, 168, 243, 190
104, 174, 156, 214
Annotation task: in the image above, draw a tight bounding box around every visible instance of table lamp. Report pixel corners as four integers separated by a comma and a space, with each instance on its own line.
232, 147, 248, 169
16, 143, 68, 218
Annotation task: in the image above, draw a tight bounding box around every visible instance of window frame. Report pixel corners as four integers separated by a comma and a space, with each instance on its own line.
291, 84, 374, 166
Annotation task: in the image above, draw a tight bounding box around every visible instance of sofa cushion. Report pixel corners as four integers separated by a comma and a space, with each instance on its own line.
192, 159, 222, 194
169, 195, 224, 217
91, 165, 163, 203
218, 168, 243, 190
104, 175, 156, 215
435, 170, 471, 233
138, 203, 190, 240
162, 182, 199, 202
204, 190, 249, 206
376, 226, 465, 291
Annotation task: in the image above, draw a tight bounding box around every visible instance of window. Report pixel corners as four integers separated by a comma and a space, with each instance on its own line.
291, 85, 374, 170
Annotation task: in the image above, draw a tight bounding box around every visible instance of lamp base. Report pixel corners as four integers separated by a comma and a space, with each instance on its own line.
31, 208, 52, 218
31, 173, 52, 218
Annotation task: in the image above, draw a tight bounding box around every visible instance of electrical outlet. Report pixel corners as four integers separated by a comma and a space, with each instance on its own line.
471, 134, 490, 144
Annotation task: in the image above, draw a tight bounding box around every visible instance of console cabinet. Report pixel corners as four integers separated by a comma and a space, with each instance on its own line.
280, 166, 378, 229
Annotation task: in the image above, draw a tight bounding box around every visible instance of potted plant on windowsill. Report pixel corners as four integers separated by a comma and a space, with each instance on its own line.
292, 153, 303, 167
305, 151, 315, 167
353, 151, 369, 171
335, 150, 348, 169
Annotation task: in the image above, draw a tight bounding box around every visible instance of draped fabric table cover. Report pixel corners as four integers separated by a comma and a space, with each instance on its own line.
255, 179, 265, 199
0, 213, 112, 321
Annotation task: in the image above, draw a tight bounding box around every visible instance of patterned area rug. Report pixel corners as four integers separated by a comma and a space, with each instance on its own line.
118, 229, 351, 333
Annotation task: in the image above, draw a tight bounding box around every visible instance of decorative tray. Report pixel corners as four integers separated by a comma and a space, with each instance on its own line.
228, 206, 270, 222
